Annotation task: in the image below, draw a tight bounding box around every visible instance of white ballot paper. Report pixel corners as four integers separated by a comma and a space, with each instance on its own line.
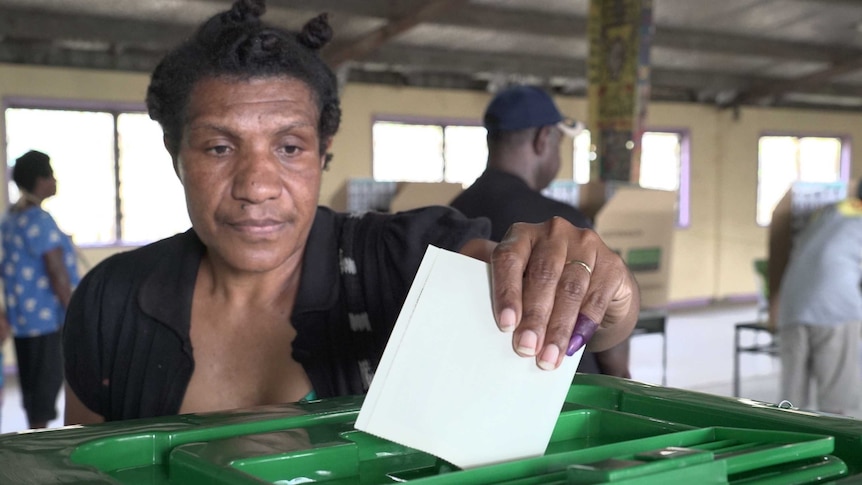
355, 245, 583, 469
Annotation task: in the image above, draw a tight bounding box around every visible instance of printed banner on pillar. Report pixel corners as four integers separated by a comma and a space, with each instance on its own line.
587, 0, 653, 183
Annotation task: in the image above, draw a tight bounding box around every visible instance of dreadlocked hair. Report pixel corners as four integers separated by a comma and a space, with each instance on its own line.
146, 0, 341, 160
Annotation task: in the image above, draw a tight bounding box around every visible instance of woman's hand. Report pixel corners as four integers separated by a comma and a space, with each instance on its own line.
461, 217, 640, 370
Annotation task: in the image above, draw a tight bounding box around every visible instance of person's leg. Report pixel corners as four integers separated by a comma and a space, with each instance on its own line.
779, 323, 811, 409
13, 336, 37, 427
811, 321, 861, 415
14, 333, 63, 429
28, 331, 63, 428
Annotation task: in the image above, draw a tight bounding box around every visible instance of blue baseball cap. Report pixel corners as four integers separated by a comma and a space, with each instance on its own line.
483, 85, 585, 137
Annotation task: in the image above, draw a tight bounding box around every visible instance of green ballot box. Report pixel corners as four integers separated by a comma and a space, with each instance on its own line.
1, 375, 861, 484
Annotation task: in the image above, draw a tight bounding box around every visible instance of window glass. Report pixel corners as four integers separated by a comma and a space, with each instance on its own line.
5, 108, 116, 244
799, 137, 841, 183
372, 122, 444, 182
442, 125, 487, 187
756, 135, 844, 226
640, 132, 681, 192
372, 121, 487, 188
573, 130, 593, 185
117, 113, 190, 243
573, 130, 687, 225
5, 106, 194, 246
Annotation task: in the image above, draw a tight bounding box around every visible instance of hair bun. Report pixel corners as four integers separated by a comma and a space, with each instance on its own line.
226, 0, 266, 24
297, 13, 333, 50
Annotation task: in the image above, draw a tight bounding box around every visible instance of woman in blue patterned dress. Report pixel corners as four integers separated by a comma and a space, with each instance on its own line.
0, 150, 79, 428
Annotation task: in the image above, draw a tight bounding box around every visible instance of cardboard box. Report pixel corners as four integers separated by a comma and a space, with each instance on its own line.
388, 182, 465, 213
767, 181, 850, 328
576, 181, 619, 222
592, 186, 677, 309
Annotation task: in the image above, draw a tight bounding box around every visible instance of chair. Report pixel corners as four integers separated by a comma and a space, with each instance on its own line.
732, 259, 779, 397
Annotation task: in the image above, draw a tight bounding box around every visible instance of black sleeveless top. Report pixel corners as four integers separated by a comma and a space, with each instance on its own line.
63, 206, 489, 421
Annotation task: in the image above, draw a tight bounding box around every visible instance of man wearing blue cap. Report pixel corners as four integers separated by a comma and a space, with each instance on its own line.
451, 85, 630, 378
451, 85, 590, 240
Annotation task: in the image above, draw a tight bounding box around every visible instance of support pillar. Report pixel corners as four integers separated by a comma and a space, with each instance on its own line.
587, 0, 654, 184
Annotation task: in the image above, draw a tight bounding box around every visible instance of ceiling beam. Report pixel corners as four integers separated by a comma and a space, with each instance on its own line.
5, 37, 862, 108
652, 27, 855, 63
0, 38, 161, 72
730, 56, 862, 106
0, 6, 192, 50
323, 0, 471, 67
220, 0, 438, 19
255, 0, 860, 62
1, 1, 858, 68
4, 1, 862, 110
433, 6, 855, 63
366, 45, 862, 98
369, 45, 587, 79
367, 45, 747, 92
346, 68, 488, 91
803, 0, 862, 5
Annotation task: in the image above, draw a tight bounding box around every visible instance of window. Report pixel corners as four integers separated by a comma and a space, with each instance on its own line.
573, 130, 593, 184
574, 130, 689, 226
756, 135, 847, 226
4, 104, 190, 246
372, 120, 487, 187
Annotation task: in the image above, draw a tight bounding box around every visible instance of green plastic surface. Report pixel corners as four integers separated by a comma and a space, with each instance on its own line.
0, 375, 859, 484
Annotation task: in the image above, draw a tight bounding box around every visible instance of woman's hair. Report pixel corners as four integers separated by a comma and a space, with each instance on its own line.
13, 150, 52, 192
146, 0, 341, 159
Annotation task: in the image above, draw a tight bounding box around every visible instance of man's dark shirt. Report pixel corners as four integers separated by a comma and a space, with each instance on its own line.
451, 168, 592, 241
451, 168, 601, 374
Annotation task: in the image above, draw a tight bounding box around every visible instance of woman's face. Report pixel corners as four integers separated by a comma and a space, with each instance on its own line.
33, 169, 57, 200
174, 76, 329, 274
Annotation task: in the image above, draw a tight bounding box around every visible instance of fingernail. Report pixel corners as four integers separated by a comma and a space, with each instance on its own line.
499, 308, 516, 332
516, 330, 538, 356
538, 344, 560, 370
566, 334, 584, 356
566, 313, 599, 357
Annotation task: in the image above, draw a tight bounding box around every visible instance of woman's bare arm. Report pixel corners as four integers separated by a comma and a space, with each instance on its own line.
64, 384, 105, 426
43, 247, 73, 309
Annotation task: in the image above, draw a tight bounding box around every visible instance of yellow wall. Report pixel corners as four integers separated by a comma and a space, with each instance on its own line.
2, 63, 861, 305
647, 103, 722, 302
0, 64, 150, 104
713, 107, 862, 298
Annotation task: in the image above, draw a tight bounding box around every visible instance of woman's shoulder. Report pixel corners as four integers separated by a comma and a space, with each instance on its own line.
83, 231, 199, 286
2, 204, 49, 223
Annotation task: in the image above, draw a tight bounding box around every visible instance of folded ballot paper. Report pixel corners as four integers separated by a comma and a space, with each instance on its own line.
355, 245, 583, 469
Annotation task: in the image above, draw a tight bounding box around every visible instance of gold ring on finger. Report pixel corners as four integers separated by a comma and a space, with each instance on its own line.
566, 259, 592, 276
